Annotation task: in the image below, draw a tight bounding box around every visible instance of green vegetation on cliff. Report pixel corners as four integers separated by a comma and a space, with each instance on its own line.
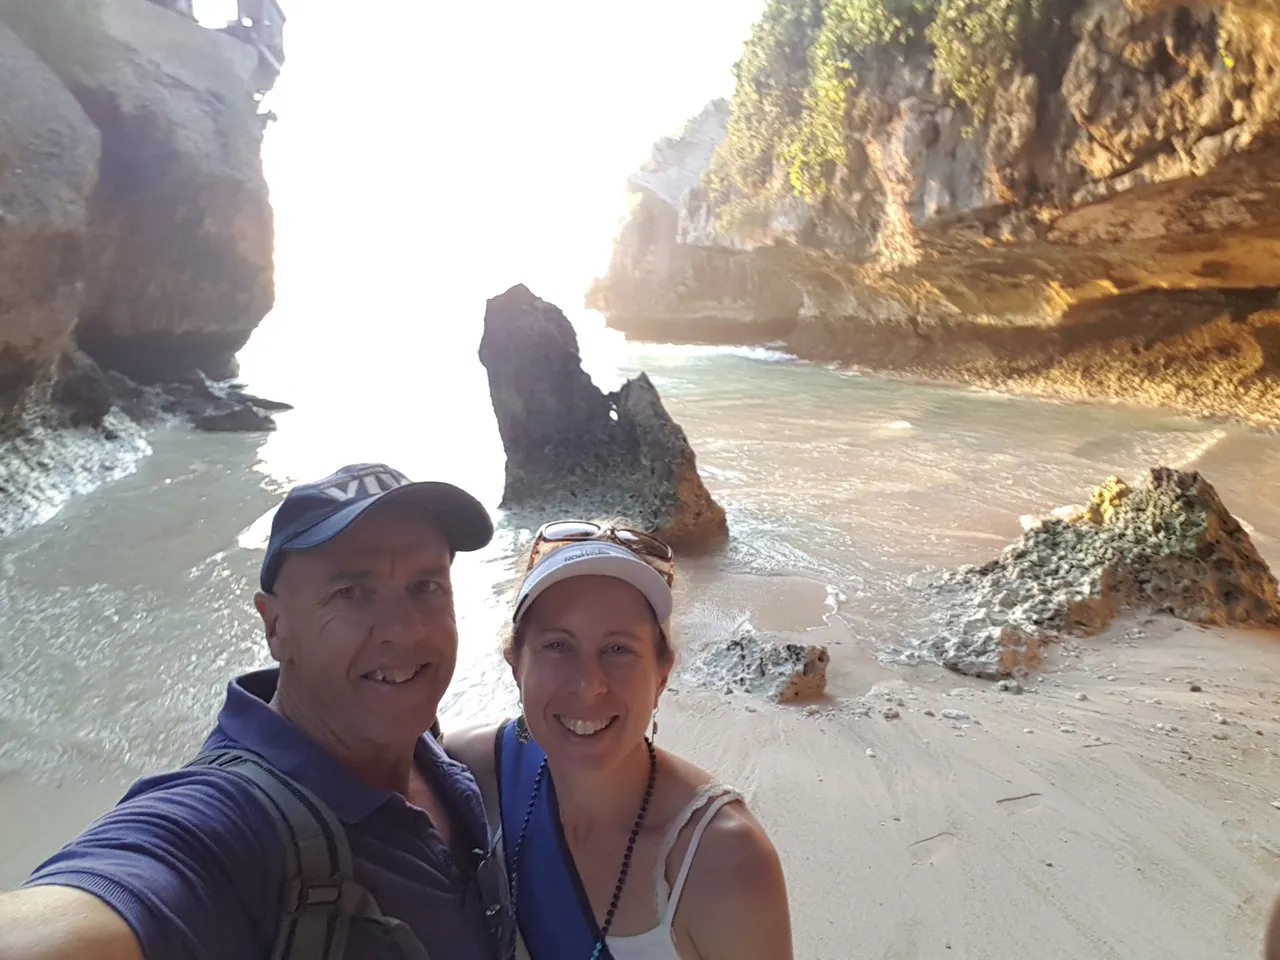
707, 0, 1047, 218
0, 0, 103, 74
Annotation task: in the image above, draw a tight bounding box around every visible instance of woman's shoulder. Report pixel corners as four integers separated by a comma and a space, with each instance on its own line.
654, 748, 781, 887
688, 800, 783, 886
442, 721, 509, 783
654, 747, 717, 792
655, 751, 792, 957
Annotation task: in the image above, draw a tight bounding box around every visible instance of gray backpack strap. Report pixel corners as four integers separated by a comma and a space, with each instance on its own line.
187, 748, 359, 960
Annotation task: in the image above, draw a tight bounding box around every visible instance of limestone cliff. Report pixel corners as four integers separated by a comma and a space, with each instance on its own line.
0, 22, 100, 423
589, 0, 1280, 423
0, 0, 281, 535
69, 0, 276, 383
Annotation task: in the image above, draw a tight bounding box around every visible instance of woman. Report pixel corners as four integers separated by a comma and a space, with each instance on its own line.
448, 521, 794, 960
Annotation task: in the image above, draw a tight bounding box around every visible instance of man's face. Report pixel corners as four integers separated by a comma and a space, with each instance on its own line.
255, 501, 457, 749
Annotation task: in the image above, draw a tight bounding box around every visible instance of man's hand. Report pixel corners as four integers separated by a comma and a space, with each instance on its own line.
0, 886, 143, 960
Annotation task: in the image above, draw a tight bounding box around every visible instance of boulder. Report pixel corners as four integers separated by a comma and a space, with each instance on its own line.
194, 405, 276, 432
695, 629, 830, 702
0, 22, 100, 423
885, 467, 1280, 677
63, 0, 274, 383
478, 284, 727, 549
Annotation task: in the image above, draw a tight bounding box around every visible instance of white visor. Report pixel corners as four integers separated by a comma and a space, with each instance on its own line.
514, 540, 673, 627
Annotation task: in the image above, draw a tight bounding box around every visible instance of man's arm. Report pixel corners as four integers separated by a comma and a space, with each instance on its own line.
0, 770, 281, 960
0, 886, 142, 960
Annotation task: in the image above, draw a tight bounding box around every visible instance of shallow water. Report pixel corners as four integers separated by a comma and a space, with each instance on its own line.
4, 336, 1279, 796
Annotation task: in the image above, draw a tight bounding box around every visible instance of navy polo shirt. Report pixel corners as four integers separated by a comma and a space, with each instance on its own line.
24, 669, 498, 960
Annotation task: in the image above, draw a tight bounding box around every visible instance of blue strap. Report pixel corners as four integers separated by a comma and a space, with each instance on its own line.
497, 722, 611, 960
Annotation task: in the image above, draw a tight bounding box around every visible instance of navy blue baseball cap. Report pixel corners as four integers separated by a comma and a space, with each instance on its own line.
259, 463, 494, 593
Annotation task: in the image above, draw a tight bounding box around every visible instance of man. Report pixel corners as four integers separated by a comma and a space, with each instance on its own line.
0, 463, 510, 960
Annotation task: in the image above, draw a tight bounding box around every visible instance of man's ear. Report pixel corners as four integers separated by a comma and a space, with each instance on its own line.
255, 592, 288, 664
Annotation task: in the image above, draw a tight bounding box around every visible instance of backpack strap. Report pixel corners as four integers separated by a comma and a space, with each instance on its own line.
187, 748, 361, 960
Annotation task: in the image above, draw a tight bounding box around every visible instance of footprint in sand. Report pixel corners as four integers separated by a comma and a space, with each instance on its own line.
997, 791, 1045, 815
909, 830, 960, 866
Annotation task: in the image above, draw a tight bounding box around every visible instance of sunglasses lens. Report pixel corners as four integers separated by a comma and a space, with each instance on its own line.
615, 529, 673, 560
540, 521, 600, 541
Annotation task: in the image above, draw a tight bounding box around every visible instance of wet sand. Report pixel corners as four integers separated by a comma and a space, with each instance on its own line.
660, 613, 1280, 960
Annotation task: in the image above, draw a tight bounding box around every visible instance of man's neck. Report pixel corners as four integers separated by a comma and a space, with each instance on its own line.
270, 682, 421, 794
551, 740, 653, 845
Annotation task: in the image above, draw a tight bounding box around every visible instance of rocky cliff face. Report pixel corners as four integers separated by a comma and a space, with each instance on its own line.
0, 0, 280, 535
0, 23, 100, 425
2, 0, 275, 410
589, 0, 1280, 423
70, 0, 275, 383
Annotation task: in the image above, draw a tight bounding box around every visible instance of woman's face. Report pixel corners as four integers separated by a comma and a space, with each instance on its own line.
509, 575, 671, 771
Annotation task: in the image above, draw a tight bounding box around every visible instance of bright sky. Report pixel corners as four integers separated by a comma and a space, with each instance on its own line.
196, 0, 765, 334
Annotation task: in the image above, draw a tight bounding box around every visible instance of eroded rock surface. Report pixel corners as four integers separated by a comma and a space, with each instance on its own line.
886, 468, 1280, 677
589, 0, 1280, 423
479, 284, 727, 550
693, 629, 830, 702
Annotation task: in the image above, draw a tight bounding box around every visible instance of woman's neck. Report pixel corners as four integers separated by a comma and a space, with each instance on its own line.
551, 739, 654, 844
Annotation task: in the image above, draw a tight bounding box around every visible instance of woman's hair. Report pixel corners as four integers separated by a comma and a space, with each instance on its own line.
504, 519, 675, 665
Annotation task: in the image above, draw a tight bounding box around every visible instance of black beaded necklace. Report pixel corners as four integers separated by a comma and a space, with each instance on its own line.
509, 737, 658, 960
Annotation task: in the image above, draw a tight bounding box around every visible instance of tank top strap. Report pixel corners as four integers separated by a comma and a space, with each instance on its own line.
651, 783, 743, 922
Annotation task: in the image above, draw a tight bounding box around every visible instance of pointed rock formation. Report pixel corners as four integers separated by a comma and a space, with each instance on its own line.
479, 284, 727, 550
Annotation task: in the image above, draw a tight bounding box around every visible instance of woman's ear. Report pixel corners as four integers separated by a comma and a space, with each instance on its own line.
656, 658, 673, 707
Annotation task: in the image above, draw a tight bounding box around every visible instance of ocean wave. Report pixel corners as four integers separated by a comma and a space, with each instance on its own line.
0, 411, 151, 540
634, 342, 798, 363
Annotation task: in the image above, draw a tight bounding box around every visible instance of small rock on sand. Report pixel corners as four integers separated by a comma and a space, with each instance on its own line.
1190, 683, 1202, 692
883, 707, 901, 720
866, 748, 877, 758
1271, 800, 1280, 810
940, 709, 970, 721
1075, 693, 1089, 701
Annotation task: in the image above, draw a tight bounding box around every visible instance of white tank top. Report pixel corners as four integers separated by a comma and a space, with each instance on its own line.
604, 783, 743, 960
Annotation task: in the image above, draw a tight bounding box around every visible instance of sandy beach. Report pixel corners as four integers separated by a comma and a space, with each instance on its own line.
4, 600, 1280, 958
660, 614, 1280, 960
